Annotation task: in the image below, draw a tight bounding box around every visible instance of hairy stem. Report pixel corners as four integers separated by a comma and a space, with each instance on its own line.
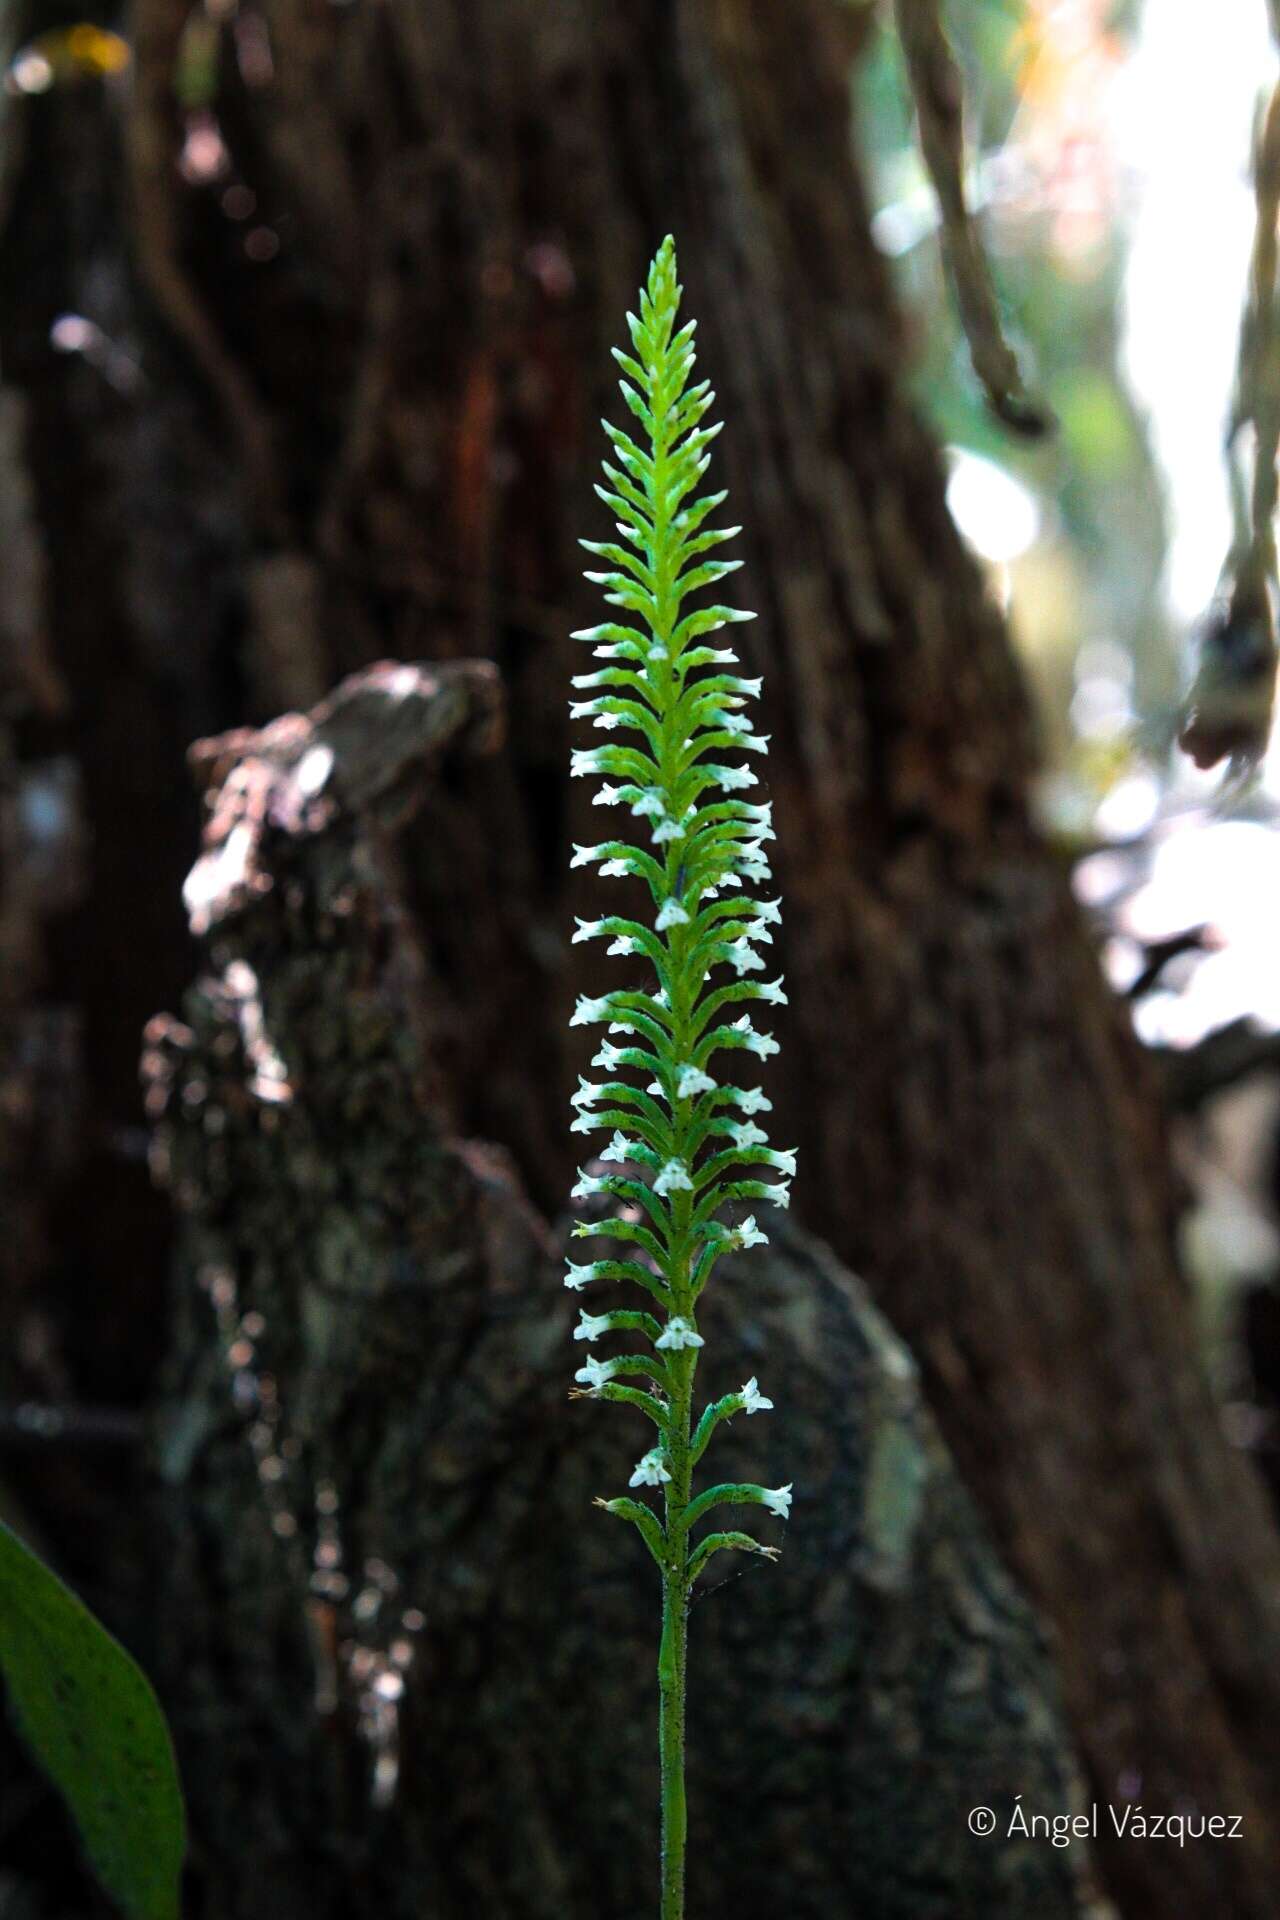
658, 1564, 688, 1918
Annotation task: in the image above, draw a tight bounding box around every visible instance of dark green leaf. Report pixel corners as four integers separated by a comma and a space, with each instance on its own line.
0, 1521, 185, 1920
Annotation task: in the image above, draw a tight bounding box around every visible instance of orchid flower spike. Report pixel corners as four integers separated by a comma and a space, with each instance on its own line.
563, 235, 796, 1917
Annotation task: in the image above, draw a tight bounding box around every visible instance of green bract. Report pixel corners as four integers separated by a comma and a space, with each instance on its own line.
567, 235, 794, 1920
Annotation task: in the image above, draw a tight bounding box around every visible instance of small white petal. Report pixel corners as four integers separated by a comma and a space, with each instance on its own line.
655, 900, 689, 932
654, 1158, 693, 1197
571, 1172, 607, 1200
740, 1378, 774, 1415
574, 1312, 613, 1343
726, 937, 765, 976
565, 1261, 602, 1290
606, 934, 637, 956
600, 858, 632, 878
654, 1316, 704, 1351
570, 994, 613, 1028
576, 1355, 617, 1389
676, 1065, 717, 1099
734, 1088, 772, 1116
600, 1130, 633, 1165
762, 1483, 792, 1518
629, 1448, 672, 1488
629, 787, 667, 820
758, 977, 788, 1006
735, 1215, 769, 1250
729, 1120, 768, 1149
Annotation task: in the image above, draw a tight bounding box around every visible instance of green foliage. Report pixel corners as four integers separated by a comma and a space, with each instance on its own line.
567, 232, 793, 1556
567, 235, 794, 1918
0, 1522, 186, 1920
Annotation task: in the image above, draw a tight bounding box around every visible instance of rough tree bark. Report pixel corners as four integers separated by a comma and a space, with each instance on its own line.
0, 1, 1278, 1915
144, 662, 1101, 1920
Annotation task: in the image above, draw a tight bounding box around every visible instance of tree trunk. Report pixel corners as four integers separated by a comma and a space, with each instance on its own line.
144, 663, 1100, 1920
1, 0, 1278, 1914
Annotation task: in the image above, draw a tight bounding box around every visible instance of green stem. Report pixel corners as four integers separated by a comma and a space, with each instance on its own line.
658, 1314, 694, 1919
658, 1567, 688, 1920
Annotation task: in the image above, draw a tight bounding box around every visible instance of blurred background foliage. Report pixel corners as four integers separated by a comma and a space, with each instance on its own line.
856, 8, 1280, 982
855, 0, 1280, 1478
859, 0, 1170, 802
